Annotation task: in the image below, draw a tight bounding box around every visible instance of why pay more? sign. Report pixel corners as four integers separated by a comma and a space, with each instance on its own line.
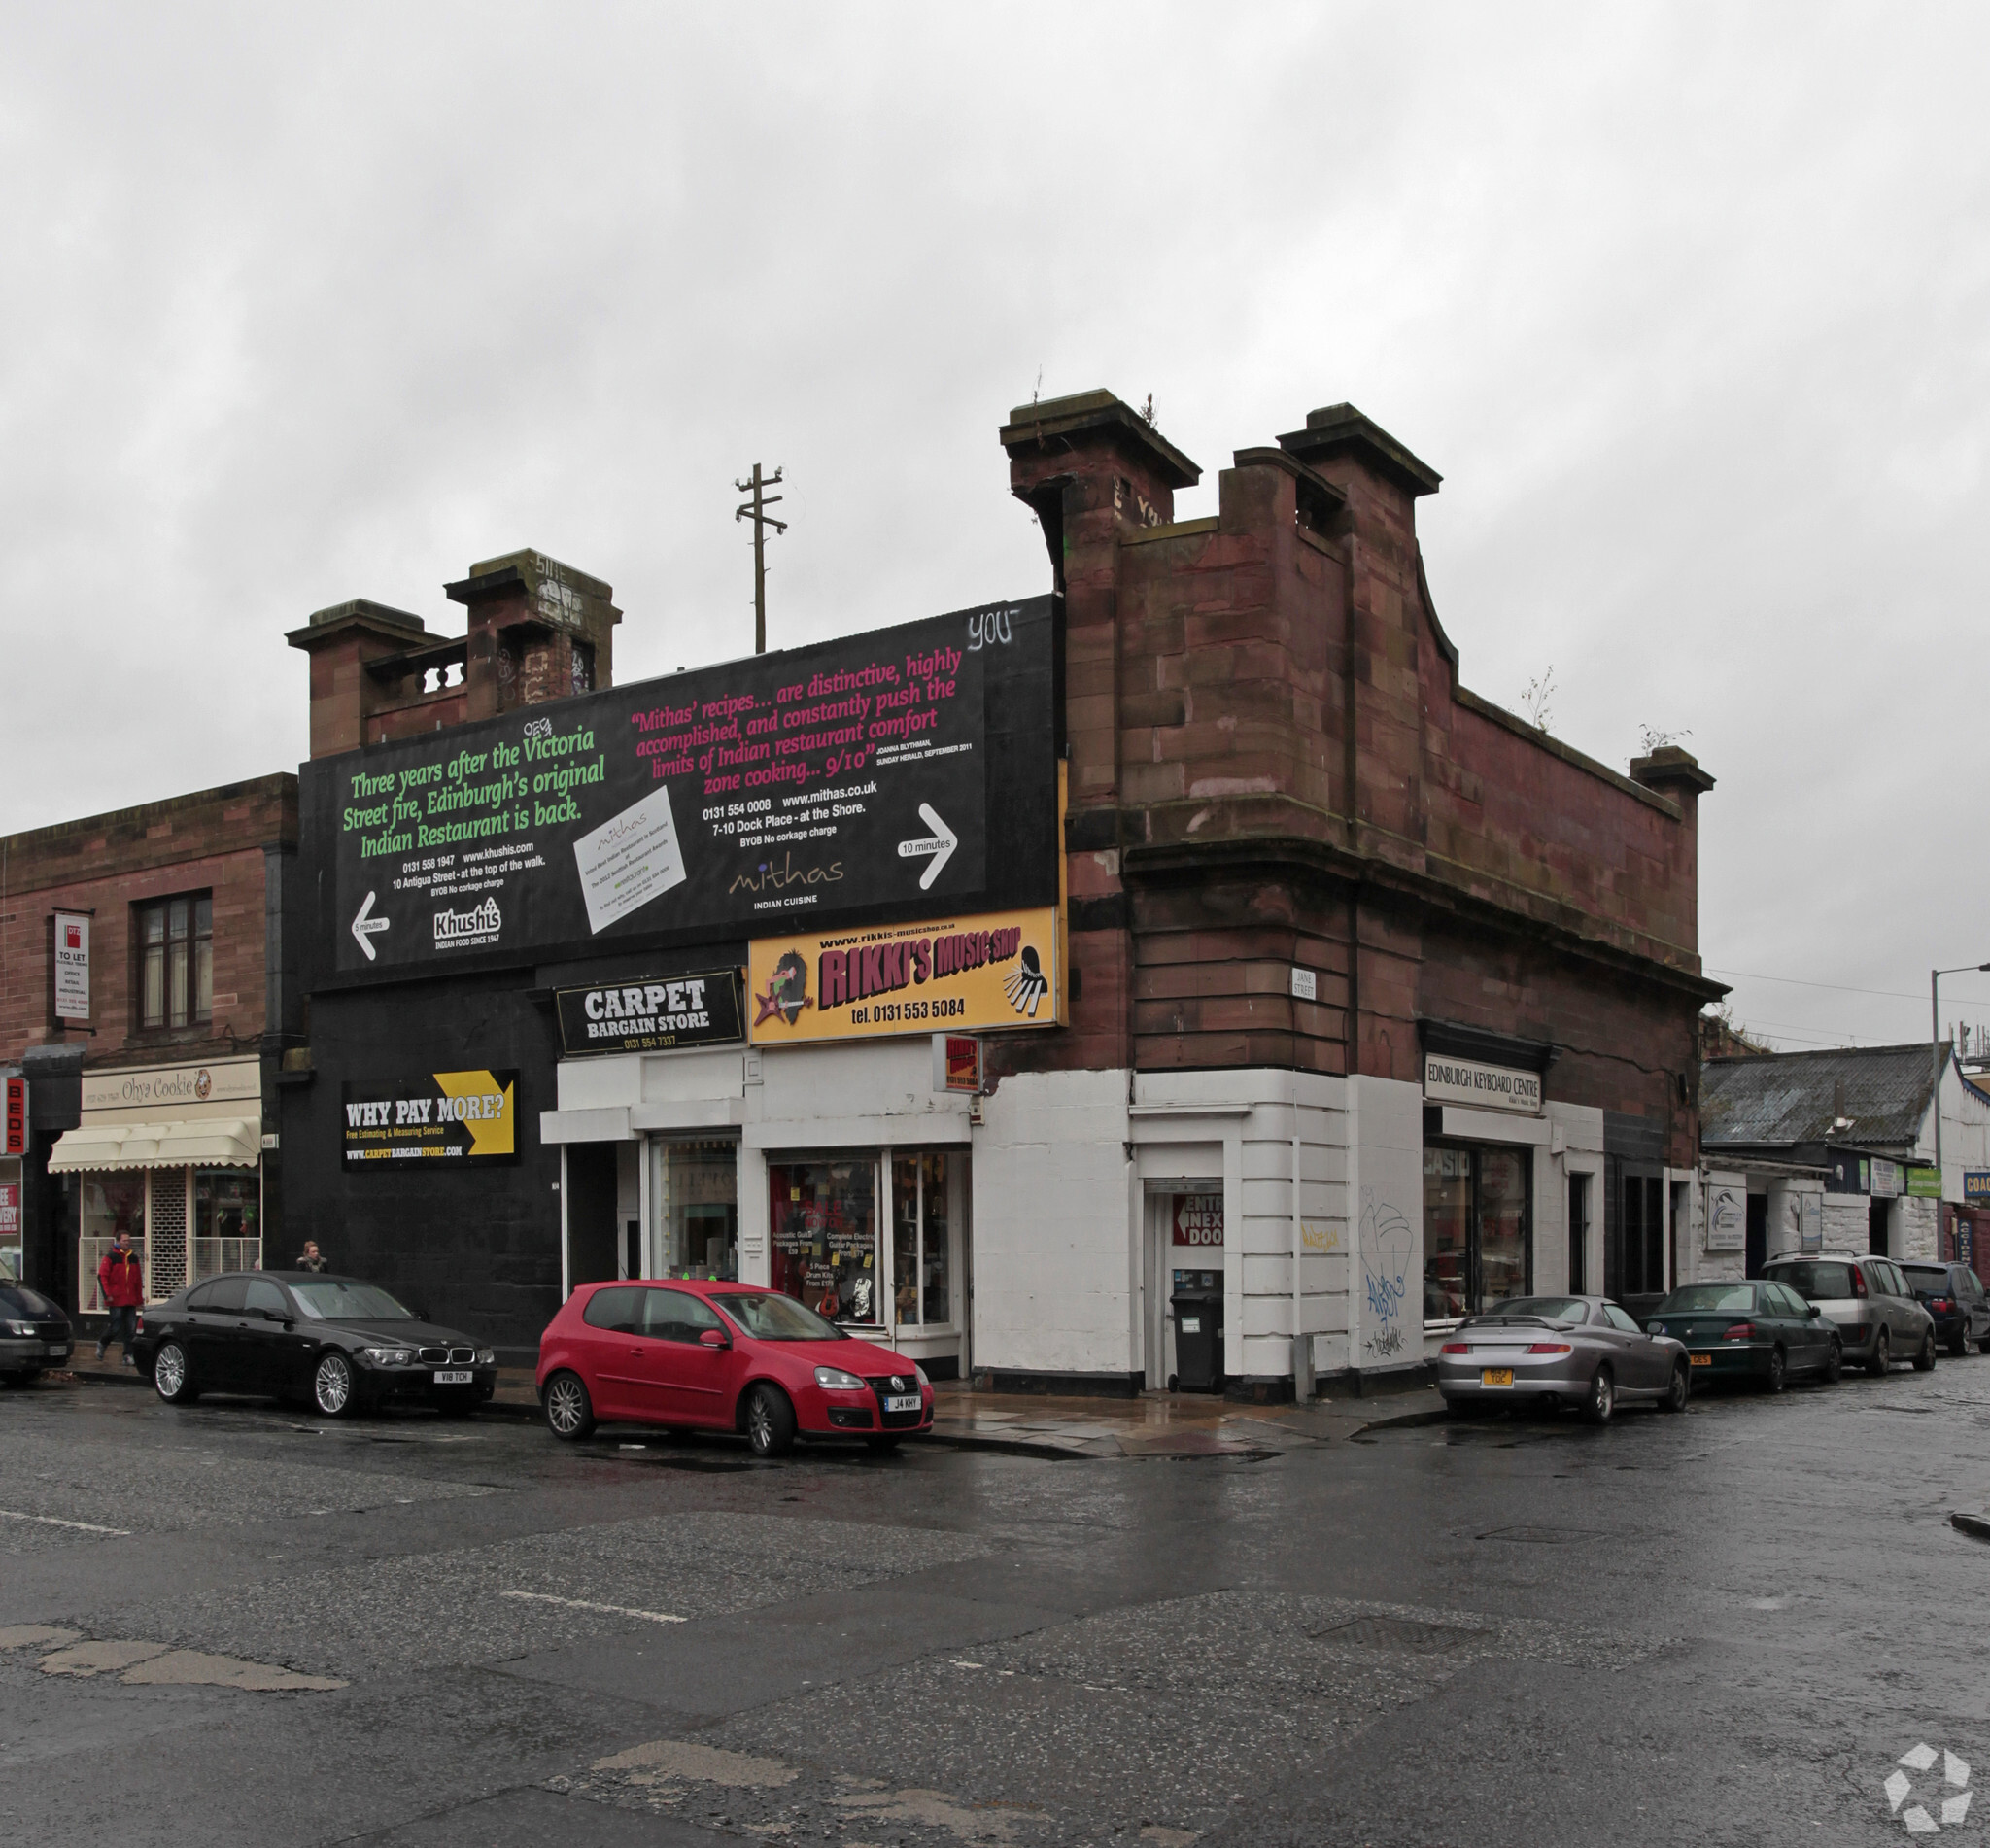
341, 1071, 518, 1166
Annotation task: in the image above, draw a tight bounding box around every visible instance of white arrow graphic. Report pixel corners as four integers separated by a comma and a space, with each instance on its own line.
351, 891, 391, 962
896, 804, 958, 891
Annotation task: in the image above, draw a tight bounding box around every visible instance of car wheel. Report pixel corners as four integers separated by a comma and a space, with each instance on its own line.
543, 1371, 594, 1440
1583, 1366, 1615, 1425
153, 1340, 199, 1404
1868, 1327, 1890, 1378
1823, 1339, 1842, 1384
1949, 1328, 1969, 1358
745, 1383, 796, 1457
312, 1351, 358, 1418
1915, 1330, 1938, 1372
1660, 1362, 1690, 1413
1765, 1347, 1787, 1393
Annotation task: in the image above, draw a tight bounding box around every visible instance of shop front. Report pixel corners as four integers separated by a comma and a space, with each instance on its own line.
1419, 1026, 1604, 1347
2, 1073, 24, 1281
45, 1057, 264, 1307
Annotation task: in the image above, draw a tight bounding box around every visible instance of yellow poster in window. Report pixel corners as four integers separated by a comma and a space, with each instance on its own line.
747, 907, 1060, 1045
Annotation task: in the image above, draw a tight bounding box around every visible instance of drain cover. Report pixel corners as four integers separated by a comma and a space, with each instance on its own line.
1311, 1616, 1476, 1655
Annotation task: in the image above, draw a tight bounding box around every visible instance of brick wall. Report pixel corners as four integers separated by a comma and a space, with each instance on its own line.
0, 776, 296, 1069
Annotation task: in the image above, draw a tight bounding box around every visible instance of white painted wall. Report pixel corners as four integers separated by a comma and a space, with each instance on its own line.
973, 1067, 1132, 1377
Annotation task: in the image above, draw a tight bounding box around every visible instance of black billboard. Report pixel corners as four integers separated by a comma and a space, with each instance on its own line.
556, 969, 743, 1057
304, 597, 1057, 982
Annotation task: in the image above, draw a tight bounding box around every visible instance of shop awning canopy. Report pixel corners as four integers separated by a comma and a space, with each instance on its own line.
46, 1118, 262, 1174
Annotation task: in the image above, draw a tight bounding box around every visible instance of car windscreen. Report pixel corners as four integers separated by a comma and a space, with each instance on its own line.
1901, 1267, 1953, 1295
716, 1291, 842, 1341
1478, 1297, 1588, 1324
1660, 1284, 1758, 1314
289, 1281, 415, 1321
1768, 1262, 1857, 1300
0, 1283, 60, 1318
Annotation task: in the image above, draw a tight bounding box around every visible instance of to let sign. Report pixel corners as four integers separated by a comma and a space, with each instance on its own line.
1423, 1053, 1543, 1115
52, 912, 88, 1020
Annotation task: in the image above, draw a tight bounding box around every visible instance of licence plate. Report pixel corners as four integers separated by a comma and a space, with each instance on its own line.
47, 1344, 70, 1359
433, 1369, 473, 1385
1480, 1368, 1514, 1387
1690, 1353, 1712, 1367
883, 1394, 921, 1414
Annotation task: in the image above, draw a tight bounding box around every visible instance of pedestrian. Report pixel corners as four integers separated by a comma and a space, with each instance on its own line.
294, 1240, 328, 1274
95, 1229, 144, 1366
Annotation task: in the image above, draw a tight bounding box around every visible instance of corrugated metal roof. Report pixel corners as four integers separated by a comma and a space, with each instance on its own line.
1701, 1043, 1939, 1150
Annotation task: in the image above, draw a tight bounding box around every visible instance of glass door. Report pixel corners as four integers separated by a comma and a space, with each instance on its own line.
1422, 1142, 1533, 1323
889, 1152, 956, 1334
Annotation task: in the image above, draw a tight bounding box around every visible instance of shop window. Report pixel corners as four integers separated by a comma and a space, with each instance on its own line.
891, 1152, 955, 1327
192, 1170, 260, 1282
137, 893, 213, 1031
1423, 1143, 1533, 1323
655, 1140, 738, 1279
770, 1158, 878, 1326
80, 1174, 147, 1311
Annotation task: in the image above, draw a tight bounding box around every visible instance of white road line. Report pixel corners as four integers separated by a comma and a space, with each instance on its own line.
0, 1510, 131, 1536
500, 1591, 685, 1625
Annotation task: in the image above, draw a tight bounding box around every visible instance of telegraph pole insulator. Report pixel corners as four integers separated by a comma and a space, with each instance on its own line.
734, 463, 787, 655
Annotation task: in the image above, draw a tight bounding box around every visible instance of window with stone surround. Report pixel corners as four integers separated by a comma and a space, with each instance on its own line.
135, 892, 213, 1031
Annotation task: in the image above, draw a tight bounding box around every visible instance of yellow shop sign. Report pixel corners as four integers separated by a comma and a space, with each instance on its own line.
748, 907, 1061, 1044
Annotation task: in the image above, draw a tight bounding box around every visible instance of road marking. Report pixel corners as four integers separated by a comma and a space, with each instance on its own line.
0, 1509, 130, 1536
500, 1591, 685, 1624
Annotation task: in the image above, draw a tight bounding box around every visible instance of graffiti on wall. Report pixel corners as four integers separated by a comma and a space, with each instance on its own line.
1359, 1189, 1414, 1362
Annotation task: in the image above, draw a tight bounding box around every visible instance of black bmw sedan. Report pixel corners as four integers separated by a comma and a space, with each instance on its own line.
131, 1271, 497, 1418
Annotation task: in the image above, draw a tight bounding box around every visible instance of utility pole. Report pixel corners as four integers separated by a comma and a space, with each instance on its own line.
734, 463, 786, 654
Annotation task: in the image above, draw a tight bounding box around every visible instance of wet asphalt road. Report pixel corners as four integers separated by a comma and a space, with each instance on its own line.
2, 1359, 1988, 1848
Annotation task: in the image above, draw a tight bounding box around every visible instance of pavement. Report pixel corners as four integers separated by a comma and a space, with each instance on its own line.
54, 1346, 1450, 1454
10, 1344, 1990, 1843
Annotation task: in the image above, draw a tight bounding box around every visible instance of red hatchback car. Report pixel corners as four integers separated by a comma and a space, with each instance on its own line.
535, 1279, 936, 1456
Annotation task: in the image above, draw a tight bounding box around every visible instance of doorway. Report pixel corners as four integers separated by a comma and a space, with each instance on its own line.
1567, 1173, 1591, 1294
1869, 1197, 1892, 1256
1143, 1181, 1221, 1390
1745, 1193, 1767, 1278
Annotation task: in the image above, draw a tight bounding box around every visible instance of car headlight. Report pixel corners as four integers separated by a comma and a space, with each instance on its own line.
814, 1365, 867, 1390
915, 1362, 930, 1390
474, 1348, 496, 1366
3, 1319, 34, 1337
362, 1346, 417, 1366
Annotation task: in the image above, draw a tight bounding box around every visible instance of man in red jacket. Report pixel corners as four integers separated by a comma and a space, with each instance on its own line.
96, 1229, 144, 1365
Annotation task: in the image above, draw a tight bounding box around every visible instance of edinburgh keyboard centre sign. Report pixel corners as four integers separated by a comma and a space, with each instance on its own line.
1423, 1052, 1544, 1115
304, 598, 1058, 977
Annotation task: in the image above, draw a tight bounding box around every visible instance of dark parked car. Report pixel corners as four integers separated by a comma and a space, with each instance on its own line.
0, 1283, 72, 1386
1436, 1295, 1690, 1423
1762, 1254, 1938, 1375
536, 1279, 935, 1455
132, 1272, 497, 1418
1900, 1261, 1990, 1356
1647, 1280, 1840, 1390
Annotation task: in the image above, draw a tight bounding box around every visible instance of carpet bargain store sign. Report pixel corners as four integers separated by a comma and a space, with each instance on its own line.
342, 1071, 518, 1166
747, 908, 1059, 1044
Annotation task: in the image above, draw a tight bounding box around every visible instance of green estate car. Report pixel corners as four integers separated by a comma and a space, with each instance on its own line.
1646, 1280, 1842, 1392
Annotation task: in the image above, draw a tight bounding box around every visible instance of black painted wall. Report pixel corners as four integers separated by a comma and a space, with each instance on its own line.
278, 972, 563, 1356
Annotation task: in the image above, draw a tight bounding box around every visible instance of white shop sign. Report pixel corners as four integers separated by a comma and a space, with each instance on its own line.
1423, 1053, 1542, 1116
1870, 1158, 1903, 1199
81, 1057, 262, 1120
1705, 1176, 1746, 1251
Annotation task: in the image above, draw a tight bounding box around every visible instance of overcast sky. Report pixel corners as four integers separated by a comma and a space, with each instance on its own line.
2, 5, 1985, 1049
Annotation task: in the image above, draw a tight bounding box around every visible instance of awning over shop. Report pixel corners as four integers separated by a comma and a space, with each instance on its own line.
46, 1118, 261, 1173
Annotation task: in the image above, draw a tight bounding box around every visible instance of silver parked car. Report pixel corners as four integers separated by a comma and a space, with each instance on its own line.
1761, 1254, 1938, 1376
1437, 1295, 1691, 1424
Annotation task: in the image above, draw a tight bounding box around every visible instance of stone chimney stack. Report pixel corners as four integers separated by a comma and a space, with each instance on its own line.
446, 549, 621, 724
289, 550, 621, 760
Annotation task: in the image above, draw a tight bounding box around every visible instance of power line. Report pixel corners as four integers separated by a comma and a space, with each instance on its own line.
1708, 965, 1990, 1008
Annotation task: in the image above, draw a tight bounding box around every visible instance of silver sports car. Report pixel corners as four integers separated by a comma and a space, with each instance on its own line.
1436, 1294, 1691, 1423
